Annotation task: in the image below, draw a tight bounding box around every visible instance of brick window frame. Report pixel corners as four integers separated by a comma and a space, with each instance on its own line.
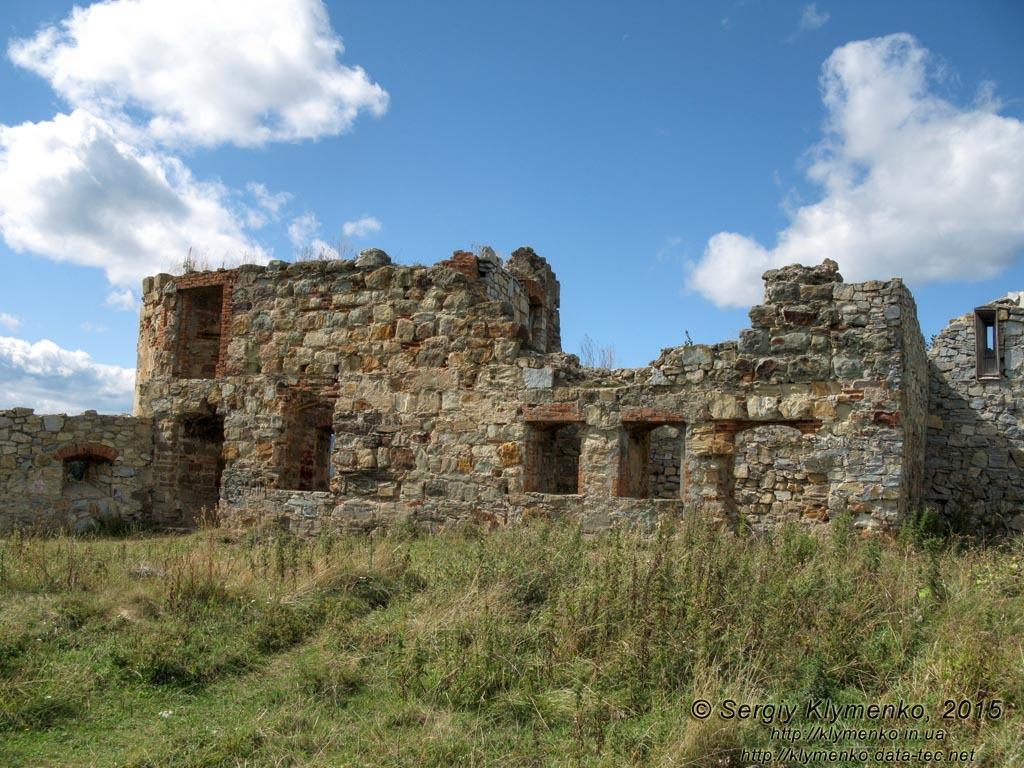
523, 403, 584, 495
55, 444, 118, 495
173, 271, 235, 379
616, 409, 686, 499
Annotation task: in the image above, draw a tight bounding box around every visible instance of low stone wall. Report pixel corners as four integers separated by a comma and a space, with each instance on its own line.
0, 409, 153, 532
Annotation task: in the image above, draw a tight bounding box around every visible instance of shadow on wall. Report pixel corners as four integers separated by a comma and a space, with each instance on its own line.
924, 360, 1024, 535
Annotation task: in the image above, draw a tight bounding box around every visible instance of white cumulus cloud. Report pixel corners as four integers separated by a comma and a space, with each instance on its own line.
688, 34, 1024, 308
287, 214, 339, 259
0, 110, 266, 289
0, 312, 22, 331
105, 289, 138, 311
8, 0, 389, 148
288, 212, 322, 248
245, 182, 292, 229
308, 239, 339, 260
342, 216, 382, 238
0, 336, 135, 414
798, 3, 829, 33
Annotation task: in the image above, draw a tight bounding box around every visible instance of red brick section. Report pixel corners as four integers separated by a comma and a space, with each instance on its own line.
524, 403, 585, 423
516, 276, 546, 306
54, 443, 119, 461
523, 434, 542, 492
174, 270, 236, 378
609, 453, 622, 497
872, 411, 901, 426
216, 282, 233, 377
174, 270, 237, 290
437, 251, 480, 282
621, 407, 686, 424
177, 289, 194, 376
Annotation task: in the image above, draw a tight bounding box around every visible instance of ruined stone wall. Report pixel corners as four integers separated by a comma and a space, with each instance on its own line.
924, 295, 1024, 534
0, 246, 939, 537
134, 247, 565, 535
897, 286, 930, 525
0, 409, 153, 532
127, 252, 928, 536
515, 261, 927, 533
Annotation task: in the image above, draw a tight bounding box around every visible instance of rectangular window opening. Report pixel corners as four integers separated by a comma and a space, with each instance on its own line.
525, 423, 581, 494
176, 285, 224, 379
282, 398, 335, 492
618, 423, 684, 499
974, 307, 1000, 379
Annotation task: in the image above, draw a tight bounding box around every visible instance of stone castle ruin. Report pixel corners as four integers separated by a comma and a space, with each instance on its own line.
2, 247, 1023, 535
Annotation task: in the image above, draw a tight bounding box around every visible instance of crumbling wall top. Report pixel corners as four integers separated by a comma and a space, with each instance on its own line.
761, 258, 843, 286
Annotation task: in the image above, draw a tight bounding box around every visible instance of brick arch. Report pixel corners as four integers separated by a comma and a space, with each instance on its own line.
54, 443, 119, 462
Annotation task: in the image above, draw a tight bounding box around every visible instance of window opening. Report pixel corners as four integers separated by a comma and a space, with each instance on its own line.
178, 415, 225, 515
176, 285, 224, 379
974, 307, 1000, 379
282, 398, 334, 492
525, 423, 581, 494
618, 423, 684, 499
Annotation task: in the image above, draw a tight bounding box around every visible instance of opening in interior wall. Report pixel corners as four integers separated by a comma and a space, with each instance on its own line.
282, 396, 335, 492
974, 307, 1000, 379
177, 285, 224, 379
618, 422, 684, 499
525, 423, 581, 494
179, 414, 225, 516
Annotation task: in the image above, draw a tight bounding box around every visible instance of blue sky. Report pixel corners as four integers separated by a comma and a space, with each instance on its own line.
1, 0, 1022, 414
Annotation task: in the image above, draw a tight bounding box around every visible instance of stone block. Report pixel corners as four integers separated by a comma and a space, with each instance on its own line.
43, 415, 65, 432
356, 248, 392, 268
523, 367, 554, 388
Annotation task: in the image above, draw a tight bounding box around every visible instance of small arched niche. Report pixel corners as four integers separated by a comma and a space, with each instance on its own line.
54, 443, 118, 499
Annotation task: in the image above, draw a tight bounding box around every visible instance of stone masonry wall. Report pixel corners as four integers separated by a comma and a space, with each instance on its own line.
515, 261, 928, 533
134, 247, 565, 535
924, 295, 1024, 534
3, 244, 988, 538
0, 409, 153, 532
126, 250, 928, 536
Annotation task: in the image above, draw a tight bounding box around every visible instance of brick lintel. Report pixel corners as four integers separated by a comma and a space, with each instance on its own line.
621, 407, 686, 424
54, 443, 119, 461
524, 402, 585, 423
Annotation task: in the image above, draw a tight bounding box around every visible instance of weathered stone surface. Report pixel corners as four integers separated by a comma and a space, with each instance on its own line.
42, 415, 65, 432
924, 295, 1024, 535
355, 248, 392, 268
4, 251, 1021, 538
523, 367, 554, 389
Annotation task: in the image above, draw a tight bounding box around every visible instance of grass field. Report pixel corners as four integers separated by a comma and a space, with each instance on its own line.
1, 514, 1022, 767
